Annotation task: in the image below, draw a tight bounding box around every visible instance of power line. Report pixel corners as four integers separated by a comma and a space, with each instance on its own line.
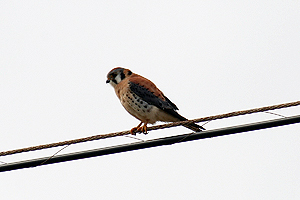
0, 100, 300, 157
1, 114, 299, 173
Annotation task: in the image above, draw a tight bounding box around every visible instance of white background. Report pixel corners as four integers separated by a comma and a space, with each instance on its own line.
1, 1, 300, 199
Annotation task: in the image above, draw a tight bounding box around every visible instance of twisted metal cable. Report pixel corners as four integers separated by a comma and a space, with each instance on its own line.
0, 100, 299, 157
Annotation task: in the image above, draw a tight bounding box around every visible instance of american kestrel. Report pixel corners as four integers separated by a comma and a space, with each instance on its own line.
106, 67, 205, 134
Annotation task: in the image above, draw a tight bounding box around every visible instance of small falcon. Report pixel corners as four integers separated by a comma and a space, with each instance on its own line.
106, 67, 205, 134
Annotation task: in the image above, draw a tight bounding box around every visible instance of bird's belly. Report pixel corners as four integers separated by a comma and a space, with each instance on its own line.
120, 91, 158, 124
120, 91, 180, 124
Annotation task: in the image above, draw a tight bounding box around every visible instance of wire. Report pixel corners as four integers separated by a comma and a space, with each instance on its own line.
0, 100, 299, 157
1, 114, 299, 172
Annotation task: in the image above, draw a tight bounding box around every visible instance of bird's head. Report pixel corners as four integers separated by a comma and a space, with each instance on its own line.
106, 67, 132, 87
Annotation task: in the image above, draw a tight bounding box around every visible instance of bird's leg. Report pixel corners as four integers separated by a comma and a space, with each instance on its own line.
137, 122, 148, 134
130, 122, 143, 135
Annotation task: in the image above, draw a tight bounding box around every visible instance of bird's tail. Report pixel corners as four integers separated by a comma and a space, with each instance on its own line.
164, 109, 205, 132
183, 122, 205, 132
178, 115, 205, 132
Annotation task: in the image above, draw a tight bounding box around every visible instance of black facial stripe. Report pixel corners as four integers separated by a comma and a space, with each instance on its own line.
127, 70, 132, 75
120, 72, 125, 80
112, 79, 118, 84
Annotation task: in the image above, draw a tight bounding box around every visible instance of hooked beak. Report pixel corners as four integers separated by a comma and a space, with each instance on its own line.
106, 79, 110, 84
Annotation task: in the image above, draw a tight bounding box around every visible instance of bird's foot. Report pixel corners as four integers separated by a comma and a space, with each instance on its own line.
130, 122, 148, 135
130, 122, 143, 135
137, 124, 148, 134
130, 127, 138, 135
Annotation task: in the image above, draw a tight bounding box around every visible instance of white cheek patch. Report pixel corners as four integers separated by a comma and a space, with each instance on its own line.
115, 74, 122, 84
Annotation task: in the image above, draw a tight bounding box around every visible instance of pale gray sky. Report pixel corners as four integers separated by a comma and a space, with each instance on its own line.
1, 1, 300, 199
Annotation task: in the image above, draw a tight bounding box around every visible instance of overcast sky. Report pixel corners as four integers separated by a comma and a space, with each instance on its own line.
1, 1, 300, 199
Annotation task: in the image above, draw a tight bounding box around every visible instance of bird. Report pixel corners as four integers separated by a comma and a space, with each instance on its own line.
106, 67, 205, 134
